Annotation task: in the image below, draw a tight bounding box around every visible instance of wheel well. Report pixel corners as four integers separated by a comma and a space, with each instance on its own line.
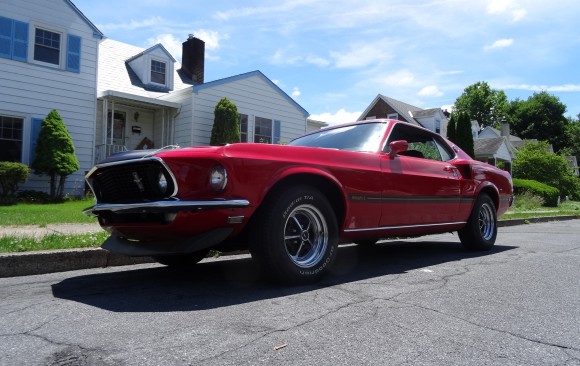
479, 186, 499, 211
260, 173, 345, 226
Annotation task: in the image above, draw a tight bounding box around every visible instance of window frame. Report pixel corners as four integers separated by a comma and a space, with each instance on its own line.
31, 26, 62, 67
0, 114, 25, 163
254, 116, 273, 144
385, 123, 456, 162
239, 114, 248, 142
150, 58, 167, 86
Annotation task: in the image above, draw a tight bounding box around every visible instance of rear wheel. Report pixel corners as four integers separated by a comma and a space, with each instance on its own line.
153, 249, 210, 267
250, 186, 338, 285
458, 193, 497, 250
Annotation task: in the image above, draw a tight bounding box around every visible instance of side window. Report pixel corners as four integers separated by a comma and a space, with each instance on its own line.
385, 123, 454, 162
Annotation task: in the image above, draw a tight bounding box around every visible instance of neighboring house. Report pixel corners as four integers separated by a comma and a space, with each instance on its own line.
306, 119, 328, 133
474, 120, 517, 173
0, 0, 103, 195
359, 94, 448, 135
97, 35, 309, 163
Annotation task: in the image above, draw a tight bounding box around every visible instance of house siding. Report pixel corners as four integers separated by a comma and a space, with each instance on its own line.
188, 74, 307, 146
0, 0, 100, 195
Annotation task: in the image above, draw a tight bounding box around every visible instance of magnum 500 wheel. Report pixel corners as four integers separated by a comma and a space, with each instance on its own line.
458, 193, 497, 250
250, 186, 338, 284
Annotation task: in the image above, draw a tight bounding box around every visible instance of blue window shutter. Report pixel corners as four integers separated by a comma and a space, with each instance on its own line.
29, 118, 43, 164
273, 120, 281, 144
12, 20, 28, 62
0, 16, 13, 59
66, 34, 81, 72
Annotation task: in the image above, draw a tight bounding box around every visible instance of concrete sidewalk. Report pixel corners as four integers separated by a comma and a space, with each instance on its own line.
1, 215, 579, 278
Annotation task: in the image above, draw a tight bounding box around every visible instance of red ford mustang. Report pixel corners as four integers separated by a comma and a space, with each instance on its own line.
85, 119, 513, 284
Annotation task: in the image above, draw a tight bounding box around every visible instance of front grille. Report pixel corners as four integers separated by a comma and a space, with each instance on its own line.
89, 160, 175, 203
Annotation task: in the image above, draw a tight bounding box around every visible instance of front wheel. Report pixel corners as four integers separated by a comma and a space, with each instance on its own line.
458, 193, 497, 250
250, 186, 338, 285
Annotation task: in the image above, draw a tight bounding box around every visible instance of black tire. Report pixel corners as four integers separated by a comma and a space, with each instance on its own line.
153, 249, 210, 267
458, 193, 497, 250
250, 185, 338, 285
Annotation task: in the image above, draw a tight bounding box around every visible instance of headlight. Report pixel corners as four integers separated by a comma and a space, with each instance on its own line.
210, 165, 227, 191
158, 172, 168, 194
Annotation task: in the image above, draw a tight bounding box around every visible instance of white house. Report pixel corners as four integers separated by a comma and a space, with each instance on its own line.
359, 95, 449, 136
96, 35, 309, 163
0, 0, 103, 195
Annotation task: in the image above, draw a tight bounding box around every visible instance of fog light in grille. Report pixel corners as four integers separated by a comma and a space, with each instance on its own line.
158, 172, 168, 194
210, 165, 227, 192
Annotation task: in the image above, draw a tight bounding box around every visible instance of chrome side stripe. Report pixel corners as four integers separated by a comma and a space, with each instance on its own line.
344, 221, 466, 233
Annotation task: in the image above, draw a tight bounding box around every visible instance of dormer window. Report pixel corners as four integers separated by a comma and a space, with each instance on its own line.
34, 28, 61, 65
151, 59, 166, 85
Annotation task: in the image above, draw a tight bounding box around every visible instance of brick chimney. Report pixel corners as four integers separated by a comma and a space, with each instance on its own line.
181, 35, 205, 84
500, 116, 509, 137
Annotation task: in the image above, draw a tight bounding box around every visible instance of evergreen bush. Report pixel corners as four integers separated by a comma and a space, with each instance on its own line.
513, 178, 560, 207
0, 162, 29, 198
210, 98, 240, 145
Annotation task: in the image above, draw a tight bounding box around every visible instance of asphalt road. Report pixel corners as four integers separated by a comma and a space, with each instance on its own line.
1, 220, 579, 366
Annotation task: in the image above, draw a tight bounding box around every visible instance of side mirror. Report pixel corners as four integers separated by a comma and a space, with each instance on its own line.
388, 140, 408, 158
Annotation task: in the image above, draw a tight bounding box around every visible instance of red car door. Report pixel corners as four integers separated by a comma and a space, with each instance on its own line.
379, 123, 461, 228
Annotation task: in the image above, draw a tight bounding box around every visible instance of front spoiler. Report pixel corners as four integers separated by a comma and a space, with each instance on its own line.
83, 198, 250, 216
102, 227, 234, 257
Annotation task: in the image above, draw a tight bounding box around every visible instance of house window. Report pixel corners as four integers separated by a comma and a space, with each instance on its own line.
255, 117, 272, 143
106, 111, 126, 146
435, 119, 441, 134
239, 114, 248, 142
387, 113, 398, 120
34, 28, 60, 65
151, 60, 166, 85
0, 116, 23, 162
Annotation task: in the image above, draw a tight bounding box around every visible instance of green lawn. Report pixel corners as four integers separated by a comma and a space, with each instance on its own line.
502, 200, 580, 220
0, 199, 97, 226
0, 232, 109, 253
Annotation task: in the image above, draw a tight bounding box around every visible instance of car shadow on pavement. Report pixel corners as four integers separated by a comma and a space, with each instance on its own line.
51, 240, 515, 313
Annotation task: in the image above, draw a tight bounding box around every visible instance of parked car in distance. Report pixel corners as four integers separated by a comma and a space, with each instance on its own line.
84, 119, 513, 284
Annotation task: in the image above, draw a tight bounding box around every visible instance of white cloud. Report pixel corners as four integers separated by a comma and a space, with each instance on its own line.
193, 29, 225, 51
98, 16, 164, 31
486, 0, 527, 21
309, 108, 362, 126
418, 85, 443, 97
330, 39, 396, 69
484, 38, 514, 51
146, 34, 182, 59
291, 87, 301, 98
270, 49, 330, 67
500, 83, 580, 92
375, 70, 416, 88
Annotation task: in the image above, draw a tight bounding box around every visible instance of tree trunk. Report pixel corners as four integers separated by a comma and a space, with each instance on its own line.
56, 175, 66, 198
49, 174, 56, 198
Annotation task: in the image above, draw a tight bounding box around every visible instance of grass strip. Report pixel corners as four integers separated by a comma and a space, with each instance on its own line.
0, 199, 97, 226
0, 232, 109, 253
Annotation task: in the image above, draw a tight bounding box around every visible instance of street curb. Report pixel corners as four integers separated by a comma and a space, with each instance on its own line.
1, 216, 578, 278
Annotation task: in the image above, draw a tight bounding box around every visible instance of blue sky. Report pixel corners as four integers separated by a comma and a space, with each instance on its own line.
74, 0, 580, 125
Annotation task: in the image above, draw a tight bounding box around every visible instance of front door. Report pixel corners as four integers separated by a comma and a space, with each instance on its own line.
106, 111, 126, 146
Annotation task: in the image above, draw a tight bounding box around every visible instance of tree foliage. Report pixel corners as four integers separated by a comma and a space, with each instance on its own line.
210, 97, 240, 145
563, 119, 580, 161
506, 91, 570, 153
455, 112, 475, 158
512, 141, 580, 200
31, 110, 79, 198
0, 162, 29, 198
446, 113, 457, 142
454, 81, 509, 128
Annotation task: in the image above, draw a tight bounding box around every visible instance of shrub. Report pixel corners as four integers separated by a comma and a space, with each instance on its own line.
16, 190, 54, 203
0, 162, 30, 197
210, 97, 240, 145
513, 191, 544, 210
513, 178, 560, 207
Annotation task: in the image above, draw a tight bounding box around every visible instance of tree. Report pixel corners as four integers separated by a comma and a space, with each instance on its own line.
210, 97, 240, 145
512, 141, 580, 200
455, 112, 475, 158
31, 110, 79, 198
454, 81, 509, 128
446, 113, 457, 143
507, 91, 570, 153
563, 118, 580, 160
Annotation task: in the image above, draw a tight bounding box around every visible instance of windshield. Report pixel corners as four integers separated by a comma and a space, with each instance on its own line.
289, 122, 388, 152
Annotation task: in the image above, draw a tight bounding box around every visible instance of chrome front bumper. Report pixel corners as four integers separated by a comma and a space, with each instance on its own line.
83, 198, 250, 216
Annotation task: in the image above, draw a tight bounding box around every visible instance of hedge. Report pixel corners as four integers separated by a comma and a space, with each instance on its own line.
0, 162, 30, 197
513, 178, 560, 207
